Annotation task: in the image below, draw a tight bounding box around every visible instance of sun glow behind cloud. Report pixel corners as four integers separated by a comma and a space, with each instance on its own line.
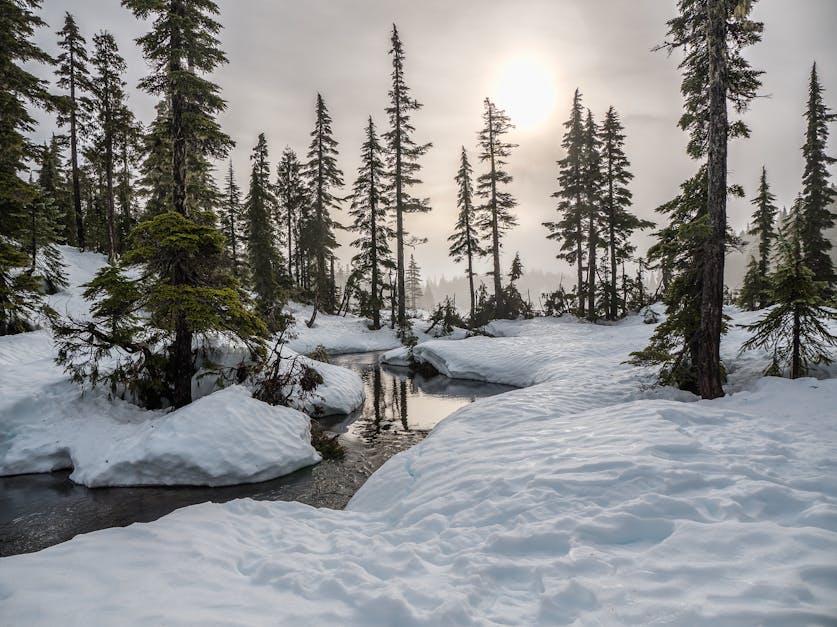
493, 55, 558, 131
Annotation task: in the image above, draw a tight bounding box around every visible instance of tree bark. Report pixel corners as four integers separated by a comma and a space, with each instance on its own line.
488, 105, 504, 315
69, 46, 85, 250
697, 0, 728, 400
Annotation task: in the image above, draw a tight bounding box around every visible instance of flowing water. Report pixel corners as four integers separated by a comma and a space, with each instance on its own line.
0, 351, 513, 556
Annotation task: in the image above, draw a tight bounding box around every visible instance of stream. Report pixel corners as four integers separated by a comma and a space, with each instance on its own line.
0, 351, 513, 556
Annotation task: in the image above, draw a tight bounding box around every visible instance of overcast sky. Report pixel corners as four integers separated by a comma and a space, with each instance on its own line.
29, 0, 837, 281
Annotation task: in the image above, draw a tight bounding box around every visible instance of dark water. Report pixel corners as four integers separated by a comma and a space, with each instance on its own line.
0, 352, 513, 556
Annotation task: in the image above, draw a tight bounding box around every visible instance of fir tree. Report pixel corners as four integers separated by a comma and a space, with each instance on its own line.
89, 31, 129, 263
25, 185, 68, 294
0, 240, 45, 335
448, 146, 485, 323
545, 88, 587, 317
348, 116, 393, 329
582, 109, 604, 320
220, 160, 244, 278
799, 62, 836, 288
302, 93, 343, 325
0, 0, 55, 237
476, 97, 518, 317
508, 252, 524, 284
599, 106, 653, 320
38, 136, 74, 246
740, 199, 836, 378
746, 165, 777, 307
275, 147, 306, 287
655, 0, 762, 398
406, 254, 423, 311
114, 110, 142, 253
55, 11, 91, 250
244, 133, 284, 318
384, 24, 431, 331
737, 254, 764, 311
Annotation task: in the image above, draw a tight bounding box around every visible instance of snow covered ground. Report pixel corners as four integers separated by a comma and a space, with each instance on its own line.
0, 247, 362, 487
2, 298, 836, 624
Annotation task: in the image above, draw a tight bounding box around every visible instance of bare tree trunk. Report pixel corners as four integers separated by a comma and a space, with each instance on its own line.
586, 212, 596, 320
697, 0, 728, 400
488, 105, 504, 315
69, 47, 85, 250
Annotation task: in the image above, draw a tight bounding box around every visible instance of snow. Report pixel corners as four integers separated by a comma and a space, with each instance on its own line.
2, 303, 836, 624
0, 248, 363, 487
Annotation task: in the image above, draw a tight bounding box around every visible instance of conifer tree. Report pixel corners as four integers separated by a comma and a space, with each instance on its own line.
654, 0, 762, 397
114, 111, 142, 253
799, 62, 836, 288
406, 254, 423, 311
582, 109, 604, 320
39, 136, 74, 246
302, 93, 343, 325
244, 133, 283, 318
508, 252, 524, 284
746, 165, 777, 307
275, 147, 306, 287
55, 11, 91, 250
740, 199, 836, 378
476, 97, 518, 317
89, 31, 129, 263
599, 106, 653, 320
348, 116, 393, 329
737, 254, 764, 311
448, 146, 486, 323
545, 88, 587, 316
220, 159, 243, 278
384, 24, 431, 331
25, 185, 68, 294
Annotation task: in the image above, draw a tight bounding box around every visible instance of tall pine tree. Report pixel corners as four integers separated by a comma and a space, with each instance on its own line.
799, 62, 836, 289
476, 97, 518, 317
384, 24, 431, 332
302, 93, 343, 326
220, 159, 243, 278
406, 254, 423, 311
55, 11, 91, 250
348, 116, 393, 330
545, 88, 587, 316
448, 146, 485, 323
275, 147, 306, 287
244, 133, 284, 319
582, 109, 604, 320
743, 165, 777, 308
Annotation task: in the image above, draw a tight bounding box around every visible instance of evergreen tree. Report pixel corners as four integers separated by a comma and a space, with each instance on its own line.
476, 97, 518, 317
740, 199, 836, 378
302, 93, 343, 325
114, 110, 142, 253
384, 24, 431, 331
799, 62, 836, 288
545, 88, 587, 317
406, 254, 423, 311
737, 254, 764, 311
508, 252, 524, 284
243, 133, 284, 320
55, 11, 91, 250
0, 240, 44, 335
0, 0, 55, 237
220, 160, 243, 278
348, 116, 393, 329
655, 0, 762, 398
39, 136, 74, 246
582, 109, 604, 320
448, 146, 485, 323
25, 184, 68, 294
746, 165, 777, 307
275, 147, 306, 287
599, 106, 653, 320
89, 31, 129, 262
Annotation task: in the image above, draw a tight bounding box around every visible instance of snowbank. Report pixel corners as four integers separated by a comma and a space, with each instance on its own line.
0, 248, 361, 487
2, 308, 836, 623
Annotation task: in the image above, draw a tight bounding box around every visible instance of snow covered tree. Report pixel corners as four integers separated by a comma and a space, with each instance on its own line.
348, 116, 393, 329
799, 62, 836, 289
220, 160, 244, 278
476, 97, 518, 317
448, 146, 486, 323
244, 133, 284, 320
406, 254, 423, 311
654, 0, 762, 398
302, 93, 343, 325
545, 88, 587, 317
55, 11, 91, 250
89, 31, 129, 262
599, 106, 653, 320
275, 147, 306, 287
744, 165, 777, 308
740, 200, 836, 378
384, 24, 431, 332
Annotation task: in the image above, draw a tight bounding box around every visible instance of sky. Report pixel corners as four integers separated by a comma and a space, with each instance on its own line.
29, 0, 837, 283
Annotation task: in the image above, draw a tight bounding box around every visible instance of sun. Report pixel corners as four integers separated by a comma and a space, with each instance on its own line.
493, 55, 558, 131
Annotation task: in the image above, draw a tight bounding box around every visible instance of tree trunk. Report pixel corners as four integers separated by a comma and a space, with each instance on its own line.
394, 74, 407, 332
608, 167, 618, 320
791, 306, 801, 379
697, 0, 728, 400
488, 106, 504, 315
69, 48, 85, 250
105, 106, 116, 264
586, 212, 596, 320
